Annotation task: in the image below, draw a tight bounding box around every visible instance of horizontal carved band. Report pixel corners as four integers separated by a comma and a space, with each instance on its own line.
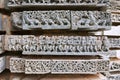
10, 57, 110, 74
0, 57, 5, 73
8, 0, 109, 7
5, 35, 111, 54
11, 11, 111, 30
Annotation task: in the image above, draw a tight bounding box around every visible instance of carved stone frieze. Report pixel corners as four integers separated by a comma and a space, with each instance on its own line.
10, 57, 25, 73
109, 38, 120, 48
11, 11, 111, 30
5, 35, 22, 51
6, 35, 111, 55
71, 11, 111, 30
51, 60, 97, 74
9, 57, 110, 74
25, 59, 51, 74
23, 11, 70, 30
111, 13, 120, 23
0, 57, 5, 73
7, 0, 110, 7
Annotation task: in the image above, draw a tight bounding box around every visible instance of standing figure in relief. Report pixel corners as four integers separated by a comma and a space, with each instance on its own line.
102, 37, 110, 52
96, 37, 102, 51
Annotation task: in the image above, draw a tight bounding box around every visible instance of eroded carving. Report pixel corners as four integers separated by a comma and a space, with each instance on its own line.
71, 11, 111, 30
10, 57, 25, 73
11, 12, 22, 29
8, 0, 22, 6
0, 57, 5, 73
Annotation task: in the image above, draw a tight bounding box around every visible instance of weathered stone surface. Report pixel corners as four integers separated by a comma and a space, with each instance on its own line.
71, 11, 111, 30
10, 57, 25, 73
108, 74, 120, 80
0, 35, 4, 54
0, 0, 5, 8
11, 11, 111, 30
0, 56, 5, 73
8, 0, 110, 7
11, 12, 22, 29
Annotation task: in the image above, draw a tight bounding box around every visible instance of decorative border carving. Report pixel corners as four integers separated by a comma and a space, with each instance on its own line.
9, 57, 110, 74
110, 61, 120, 72
8, 0, 109, 7
11, 11, 111, 30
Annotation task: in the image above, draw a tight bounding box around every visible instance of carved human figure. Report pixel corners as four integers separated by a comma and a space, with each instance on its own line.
102, 36, 110, 51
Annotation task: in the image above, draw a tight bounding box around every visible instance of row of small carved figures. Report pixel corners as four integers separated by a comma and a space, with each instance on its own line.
6, 35, 110, 52
8, 0, 109, 5
11, 11, 111, 30
10, 57, 109, 74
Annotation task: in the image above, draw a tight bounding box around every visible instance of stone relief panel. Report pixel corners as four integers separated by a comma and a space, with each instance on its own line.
23, 11, 70, 30
11, 11, 112, 30
9, 57, 110, 74
11, 12, 22, 29
71, 11, 111, 30
5, 35, 111, 55
5, 35, 22, 51
109, 38, 120, 48
110, 61, 120, 72
10, 57, 25, 73
7, 0, 110, 7
25, 59, 51, 74
111, 13, 120, 23
0, 56, 5, 73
